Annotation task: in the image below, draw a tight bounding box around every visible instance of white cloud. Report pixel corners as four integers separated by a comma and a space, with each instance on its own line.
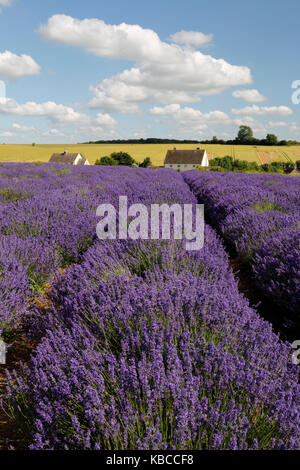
71, 114, 118, 139
78, 125, 117, 138
12, 123, 66, 137
89, 88, 140, 113
232, 116, 263, 127
151, 104, 278, 137
289, 123, 300, 133
232, 89, 267, 103
267, 121, 288, 128
150, 105, 292, 138
0, 51, 40, 78
0, 130, 14, 137
39, 14, 172, 62
93, 113, 117, 128
41, 129, 65, 137
0, 0, 14, 12
252, 127, 268, 136
169, 30, 213, 47
12, 122, 36, 132
151, 104, 231, 123
132, 130, 147, 138
231, 105, 293, 116
0, 97, 90, 124
151, 104, 180, 115
89, 78, 195, 113
39, 15, 252, 113
150, 104, 231, 132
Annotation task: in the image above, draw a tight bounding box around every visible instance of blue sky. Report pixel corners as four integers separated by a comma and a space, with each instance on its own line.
0, 0, 299, 143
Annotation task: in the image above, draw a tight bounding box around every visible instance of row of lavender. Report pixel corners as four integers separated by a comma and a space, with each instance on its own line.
183, 171, 300, 323
5, 165, 300, 450
0, 162, 147, 334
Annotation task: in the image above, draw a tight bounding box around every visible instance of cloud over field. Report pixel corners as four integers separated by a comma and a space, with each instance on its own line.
232, 89, 267, 103
0, 97, 89, 124
0, 130, 14, 137
267, 121, 288, 128
41, 128, 66, 137
150, 104, 288, 137
150, 104, 231, 132
12, 122, 36, 132
39, 15, 252, 113
93, 113, 117, 128
0, 51, 40, 78
231, 105, 293, 116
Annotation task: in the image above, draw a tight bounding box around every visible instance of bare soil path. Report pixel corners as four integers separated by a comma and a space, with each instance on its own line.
0, 331, 36, 449
229, 254, 300, 343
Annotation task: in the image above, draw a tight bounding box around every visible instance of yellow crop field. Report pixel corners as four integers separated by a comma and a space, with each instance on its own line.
0, 143, 299, 166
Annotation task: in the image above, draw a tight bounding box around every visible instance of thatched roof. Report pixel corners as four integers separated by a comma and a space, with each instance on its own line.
49, 152, 85, 164
164, 149, 206, 165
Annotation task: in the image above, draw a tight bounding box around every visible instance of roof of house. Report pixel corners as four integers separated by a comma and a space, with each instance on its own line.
164, 149, 206, 165
49, 152, 85, 164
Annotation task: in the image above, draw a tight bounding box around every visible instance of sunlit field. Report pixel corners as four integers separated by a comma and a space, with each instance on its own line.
0, 143, 299, 166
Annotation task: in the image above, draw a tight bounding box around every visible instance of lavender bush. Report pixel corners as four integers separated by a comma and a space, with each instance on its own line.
0, 163, 174, 331
3, 165, 299, 450
183, 171, 300, 320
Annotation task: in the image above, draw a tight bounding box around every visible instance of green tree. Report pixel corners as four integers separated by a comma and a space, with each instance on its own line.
95, 156, 117, 166
210, 155, 233, 171
139, 157, 152, 168
110, 152, 136, 166
260, 164, 273, 173
237, 125, 253, 143
266, 134, 278, 145
283, 162, 295, 174
233, 159, 248, 171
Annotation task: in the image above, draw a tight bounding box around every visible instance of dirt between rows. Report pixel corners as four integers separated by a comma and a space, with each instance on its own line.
0, 292, 51, 450
0, 331, 36, 450
229, 255, 300, 343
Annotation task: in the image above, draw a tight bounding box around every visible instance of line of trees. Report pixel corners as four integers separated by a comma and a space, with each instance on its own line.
95, 152, 152, 168
201, 126, 293, 146
84, 138, 201, 145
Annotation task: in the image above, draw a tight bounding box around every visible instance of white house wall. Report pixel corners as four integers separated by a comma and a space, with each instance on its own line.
164, 151, 209, 171
73, 154, 83, 165
201, 151, 209, 167
165, 163, 199, 171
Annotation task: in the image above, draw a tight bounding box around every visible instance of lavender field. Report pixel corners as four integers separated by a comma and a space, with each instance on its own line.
184, 172, 300, 325
0, 163, 299, 450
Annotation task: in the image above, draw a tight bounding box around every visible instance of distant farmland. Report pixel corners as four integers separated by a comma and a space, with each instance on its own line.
0, 143, 299, 166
